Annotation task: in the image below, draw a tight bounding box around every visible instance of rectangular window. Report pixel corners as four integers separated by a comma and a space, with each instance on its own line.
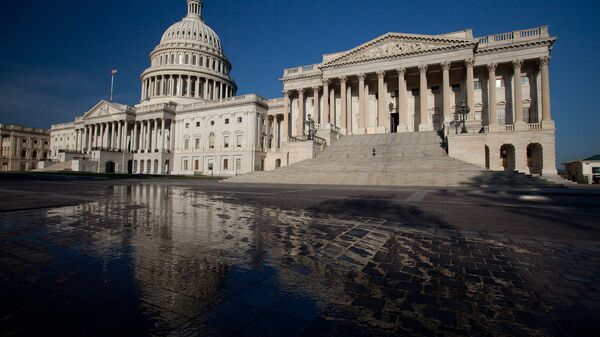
237, 117, 243, 123
225, 118, 229, 124
224, 136, 229, 148
183, 160, 188, 171
223, 159, 229, 170
521, 76, 530, 86
196, 122, 200, 127
184, 138, 189, 150
431, 86, 440, 94
195, 138, 200, 150
497, 108, 506, 125
592, 167, 600, 174
185, 123, 190, 128
236, 134, 243, 148
451, 84, 461, 93
474, 80, 482, 90
208, 160, 214, 171
194, 160, 199, 171
496, 79, 505, 88
236, 158, 242, 171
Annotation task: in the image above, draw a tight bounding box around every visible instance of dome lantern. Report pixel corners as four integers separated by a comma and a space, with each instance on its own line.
187, 0, 202, 20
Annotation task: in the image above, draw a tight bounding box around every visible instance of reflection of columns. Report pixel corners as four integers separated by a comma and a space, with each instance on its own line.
513, 59, 525, 127
377, 71, 386, 128
297, 89, 305, 137
488, 63, 498, 126
283, 91, 290, 141
312, 86, 320, 124
397, 68, 408, 132
340, 76, 347, 132
418, 64, 430, 131
441, 61, 451, 124
540, 56, 552, 123
323, 80, 330, 125
358, 74, 366, 130
466, 58, 475, 116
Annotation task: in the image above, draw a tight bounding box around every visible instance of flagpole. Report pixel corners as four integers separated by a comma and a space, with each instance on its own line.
110, 72, 115, 102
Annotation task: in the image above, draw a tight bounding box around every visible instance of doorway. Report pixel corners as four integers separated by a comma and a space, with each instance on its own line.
390, 113, 399, 133
105, 161, 116, 173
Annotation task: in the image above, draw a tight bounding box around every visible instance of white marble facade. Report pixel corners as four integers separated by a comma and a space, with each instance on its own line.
50, 0, 558, 176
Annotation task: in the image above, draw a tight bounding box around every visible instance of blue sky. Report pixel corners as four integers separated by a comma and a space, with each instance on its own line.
0, 0, 599, 164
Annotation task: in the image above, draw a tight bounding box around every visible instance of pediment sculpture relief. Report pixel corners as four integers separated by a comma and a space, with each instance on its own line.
350, 41, 437, 61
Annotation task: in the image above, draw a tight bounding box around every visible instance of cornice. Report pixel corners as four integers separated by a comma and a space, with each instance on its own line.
475, 38, 555, 54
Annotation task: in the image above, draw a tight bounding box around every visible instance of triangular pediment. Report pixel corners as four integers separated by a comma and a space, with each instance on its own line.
323, 33, 474, 67
83, 100, 128, 119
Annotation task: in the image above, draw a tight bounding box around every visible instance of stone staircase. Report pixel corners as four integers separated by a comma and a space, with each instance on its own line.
34, 161, 73, 172
227, 132, 562, 188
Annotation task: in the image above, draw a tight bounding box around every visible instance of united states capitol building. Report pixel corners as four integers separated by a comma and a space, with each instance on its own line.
48, 0, 557, 182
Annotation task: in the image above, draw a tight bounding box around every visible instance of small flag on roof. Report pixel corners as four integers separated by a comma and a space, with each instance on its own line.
111, 68, 118, 75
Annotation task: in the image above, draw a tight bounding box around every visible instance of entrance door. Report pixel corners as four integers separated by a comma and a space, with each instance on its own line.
127, 160, 133, 174
105, 161, 116, 173
390, 113, 399, 133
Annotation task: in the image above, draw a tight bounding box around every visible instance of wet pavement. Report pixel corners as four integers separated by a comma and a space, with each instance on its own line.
1, 177, 600, 336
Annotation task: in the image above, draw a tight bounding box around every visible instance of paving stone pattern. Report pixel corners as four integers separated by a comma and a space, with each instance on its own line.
0, 184, 599, 336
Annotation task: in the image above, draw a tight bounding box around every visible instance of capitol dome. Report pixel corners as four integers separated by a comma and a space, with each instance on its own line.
140, 0, 237, 104
160, 12, 223, 54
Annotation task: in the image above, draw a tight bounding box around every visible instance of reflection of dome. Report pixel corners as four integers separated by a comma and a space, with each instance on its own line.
140, 0, 237, 104
160, 14, 223, 54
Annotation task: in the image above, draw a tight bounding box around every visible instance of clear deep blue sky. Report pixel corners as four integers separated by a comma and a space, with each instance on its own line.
0, 0, 598, 164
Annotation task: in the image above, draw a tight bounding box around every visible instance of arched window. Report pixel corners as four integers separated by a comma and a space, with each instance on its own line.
171, 54, 175, 64
192, 55, 197, 65
185, 54, 189, 65
209, 133, 215, 149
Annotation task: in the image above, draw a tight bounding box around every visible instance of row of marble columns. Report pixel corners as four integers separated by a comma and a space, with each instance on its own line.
74, 119, 175, 153
142, 75, 234, 101
283, 56, 553, 137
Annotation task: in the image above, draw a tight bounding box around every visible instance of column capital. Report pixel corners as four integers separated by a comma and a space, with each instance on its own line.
312, 86, 320, 93
396, 67, 406, 76
418, 64, 428, 73
283, 90, 290, 97
465, 57, 475, 67
339, 76, 348, 83
540, 55, 551, 66
358, 73, 366, 81
298, 88, 305, 95
512, 59, 524, 68
487, 63, 497, 72
323, 78, 331, 85
376, 70, 386, 79
441, 61, 451, 71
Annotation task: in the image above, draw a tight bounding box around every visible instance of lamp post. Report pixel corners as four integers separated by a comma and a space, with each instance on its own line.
305, 113, 316, 140
455, 100, 470, 134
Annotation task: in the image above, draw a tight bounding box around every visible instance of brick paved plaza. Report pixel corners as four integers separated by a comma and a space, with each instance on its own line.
0, 175, 599, 336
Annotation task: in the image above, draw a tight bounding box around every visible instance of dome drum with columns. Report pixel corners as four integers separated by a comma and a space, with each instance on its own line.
140, 0, 237, 104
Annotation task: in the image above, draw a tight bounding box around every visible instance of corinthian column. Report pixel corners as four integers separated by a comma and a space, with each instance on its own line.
465, 58, 475, 116
340, 76, 348, 133
418, 64, 431, 131
397, 68, 408, 132
298, 89, 305, 137
312, 86, 320, 124
283, 91, 290, 141
377, 71, 386, 128
441, 61, 452, 124
358, 74, 366, 132
513, 59, 526, 130
323, 80, 330, 125
540, 56, 553, 126
487, 63, 498, 127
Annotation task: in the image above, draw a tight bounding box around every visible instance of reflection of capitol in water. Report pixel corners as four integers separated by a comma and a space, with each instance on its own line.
46, 184, 402, 330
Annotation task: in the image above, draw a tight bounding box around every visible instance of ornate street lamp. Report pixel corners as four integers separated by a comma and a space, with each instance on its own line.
305, 113, 316, 140
455, 100, 470, 134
